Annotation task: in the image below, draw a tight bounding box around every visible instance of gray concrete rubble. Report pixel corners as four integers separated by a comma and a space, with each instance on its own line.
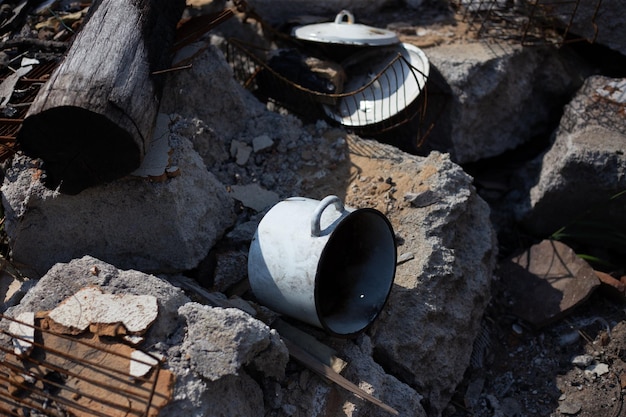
364, 149, 496, 415
176, 302, 288, 382
160, 302, 290, 417
1, 129, 235, 276
3, 1, 625, 416
158, 38, 497, 415
516, 76, 626, 240
0, 256, 289, 417
0, 52, 498, 416
425, 41, 589, 164
1, 256, 190, 352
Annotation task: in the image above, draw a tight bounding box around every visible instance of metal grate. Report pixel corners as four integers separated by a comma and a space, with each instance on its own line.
0, 313, 170, 417
453, 0, 602, 47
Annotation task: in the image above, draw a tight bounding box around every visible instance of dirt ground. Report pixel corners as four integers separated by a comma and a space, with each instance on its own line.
446, 281, 626, 417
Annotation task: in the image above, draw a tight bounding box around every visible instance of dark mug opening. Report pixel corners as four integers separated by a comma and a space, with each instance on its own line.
315, 208, 397, 336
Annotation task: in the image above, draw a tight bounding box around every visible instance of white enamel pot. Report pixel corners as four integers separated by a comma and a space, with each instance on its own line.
248, 195, 396, 337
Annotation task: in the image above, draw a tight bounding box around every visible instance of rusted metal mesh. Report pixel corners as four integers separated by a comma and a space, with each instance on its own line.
0, 313, 172, 417
0, 60, 59, 162
452, 0, 601, 47
559, 78, 626, 136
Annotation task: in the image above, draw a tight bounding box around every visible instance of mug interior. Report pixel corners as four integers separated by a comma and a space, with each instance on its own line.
315, 209, 396, 336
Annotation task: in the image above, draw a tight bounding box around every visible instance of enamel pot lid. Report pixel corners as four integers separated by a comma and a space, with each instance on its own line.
323, 42, 430, 127
291, 10, 399, 46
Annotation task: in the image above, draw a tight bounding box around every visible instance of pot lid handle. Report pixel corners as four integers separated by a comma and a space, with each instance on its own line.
334, 10, 354, 24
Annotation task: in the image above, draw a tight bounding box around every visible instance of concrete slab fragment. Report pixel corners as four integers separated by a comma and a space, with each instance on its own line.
229, 183, 280, 212
47, 287, 158, 335
130, 349, 160, 378
252, 135, 274, 153
8, 311, 35, 356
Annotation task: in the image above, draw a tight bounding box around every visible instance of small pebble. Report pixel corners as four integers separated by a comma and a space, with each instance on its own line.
585, 362, 609, 377
397, 252, 415, 264
571, 354, 594, 368
558, 401, 582, 415
252, 134, 274, 153
558, 331, 580, 346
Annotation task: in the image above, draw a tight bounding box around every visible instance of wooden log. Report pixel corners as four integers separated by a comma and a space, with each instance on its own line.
16, 0, 186, 195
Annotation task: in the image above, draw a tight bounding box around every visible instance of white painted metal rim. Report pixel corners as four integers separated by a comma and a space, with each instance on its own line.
314, 207, 396, 336
323, 42, 430, 127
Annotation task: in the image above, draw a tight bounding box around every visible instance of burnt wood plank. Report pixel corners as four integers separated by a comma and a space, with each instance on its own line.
17, 0, 186, 194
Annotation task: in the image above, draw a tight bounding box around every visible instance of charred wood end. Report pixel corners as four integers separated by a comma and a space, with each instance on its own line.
17, 106, 141, 195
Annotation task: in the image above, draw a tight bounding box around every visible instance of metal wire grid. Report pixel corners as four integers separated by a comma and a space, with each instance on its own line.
453, 0, 602, 47
0, 60, 59, 162
559, 79, 626, 137
221, 38, 430, 135
0, 313, 164, 417
330, 52, 429, 134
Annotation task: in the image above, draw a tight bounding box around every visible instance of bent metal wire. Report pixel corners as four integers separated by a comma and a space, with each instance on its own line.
452, 0, 602, 47
0, 312, 166, 417
221, 38, 431, 137
0, 60, 59, 162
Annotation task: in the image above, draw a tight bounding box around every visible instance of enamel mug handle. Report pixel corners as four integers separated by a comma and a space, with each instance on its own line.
334, 10, 354, 24
311, 195, 344, 237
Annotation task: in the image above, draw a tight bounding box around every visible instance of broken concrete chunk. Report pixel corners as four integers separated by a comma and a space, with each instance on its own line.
558, 400, 582, 415
252, 135, 274, 153
47, 287, 158, 335
464, 377, 485, 410
229, 183, 280, 212
178, 302, 288, 382
571, 354, 594, 368
519, 76, 626, 239
124, 334, 146, 346
397, 252, 415, 264
166, 165, 181, 177
585, 362, 609, 377
130, 349, 160, 378
426, 42, 586, 163
230, 139, 252, 165
404, 189, 438, 208
9, 311, 35, 356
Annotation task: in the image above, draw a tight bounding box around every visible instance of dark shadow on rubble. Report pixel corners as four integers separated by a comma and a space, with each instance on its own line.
369, 64, 453, 157
496, 239, 600, 329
